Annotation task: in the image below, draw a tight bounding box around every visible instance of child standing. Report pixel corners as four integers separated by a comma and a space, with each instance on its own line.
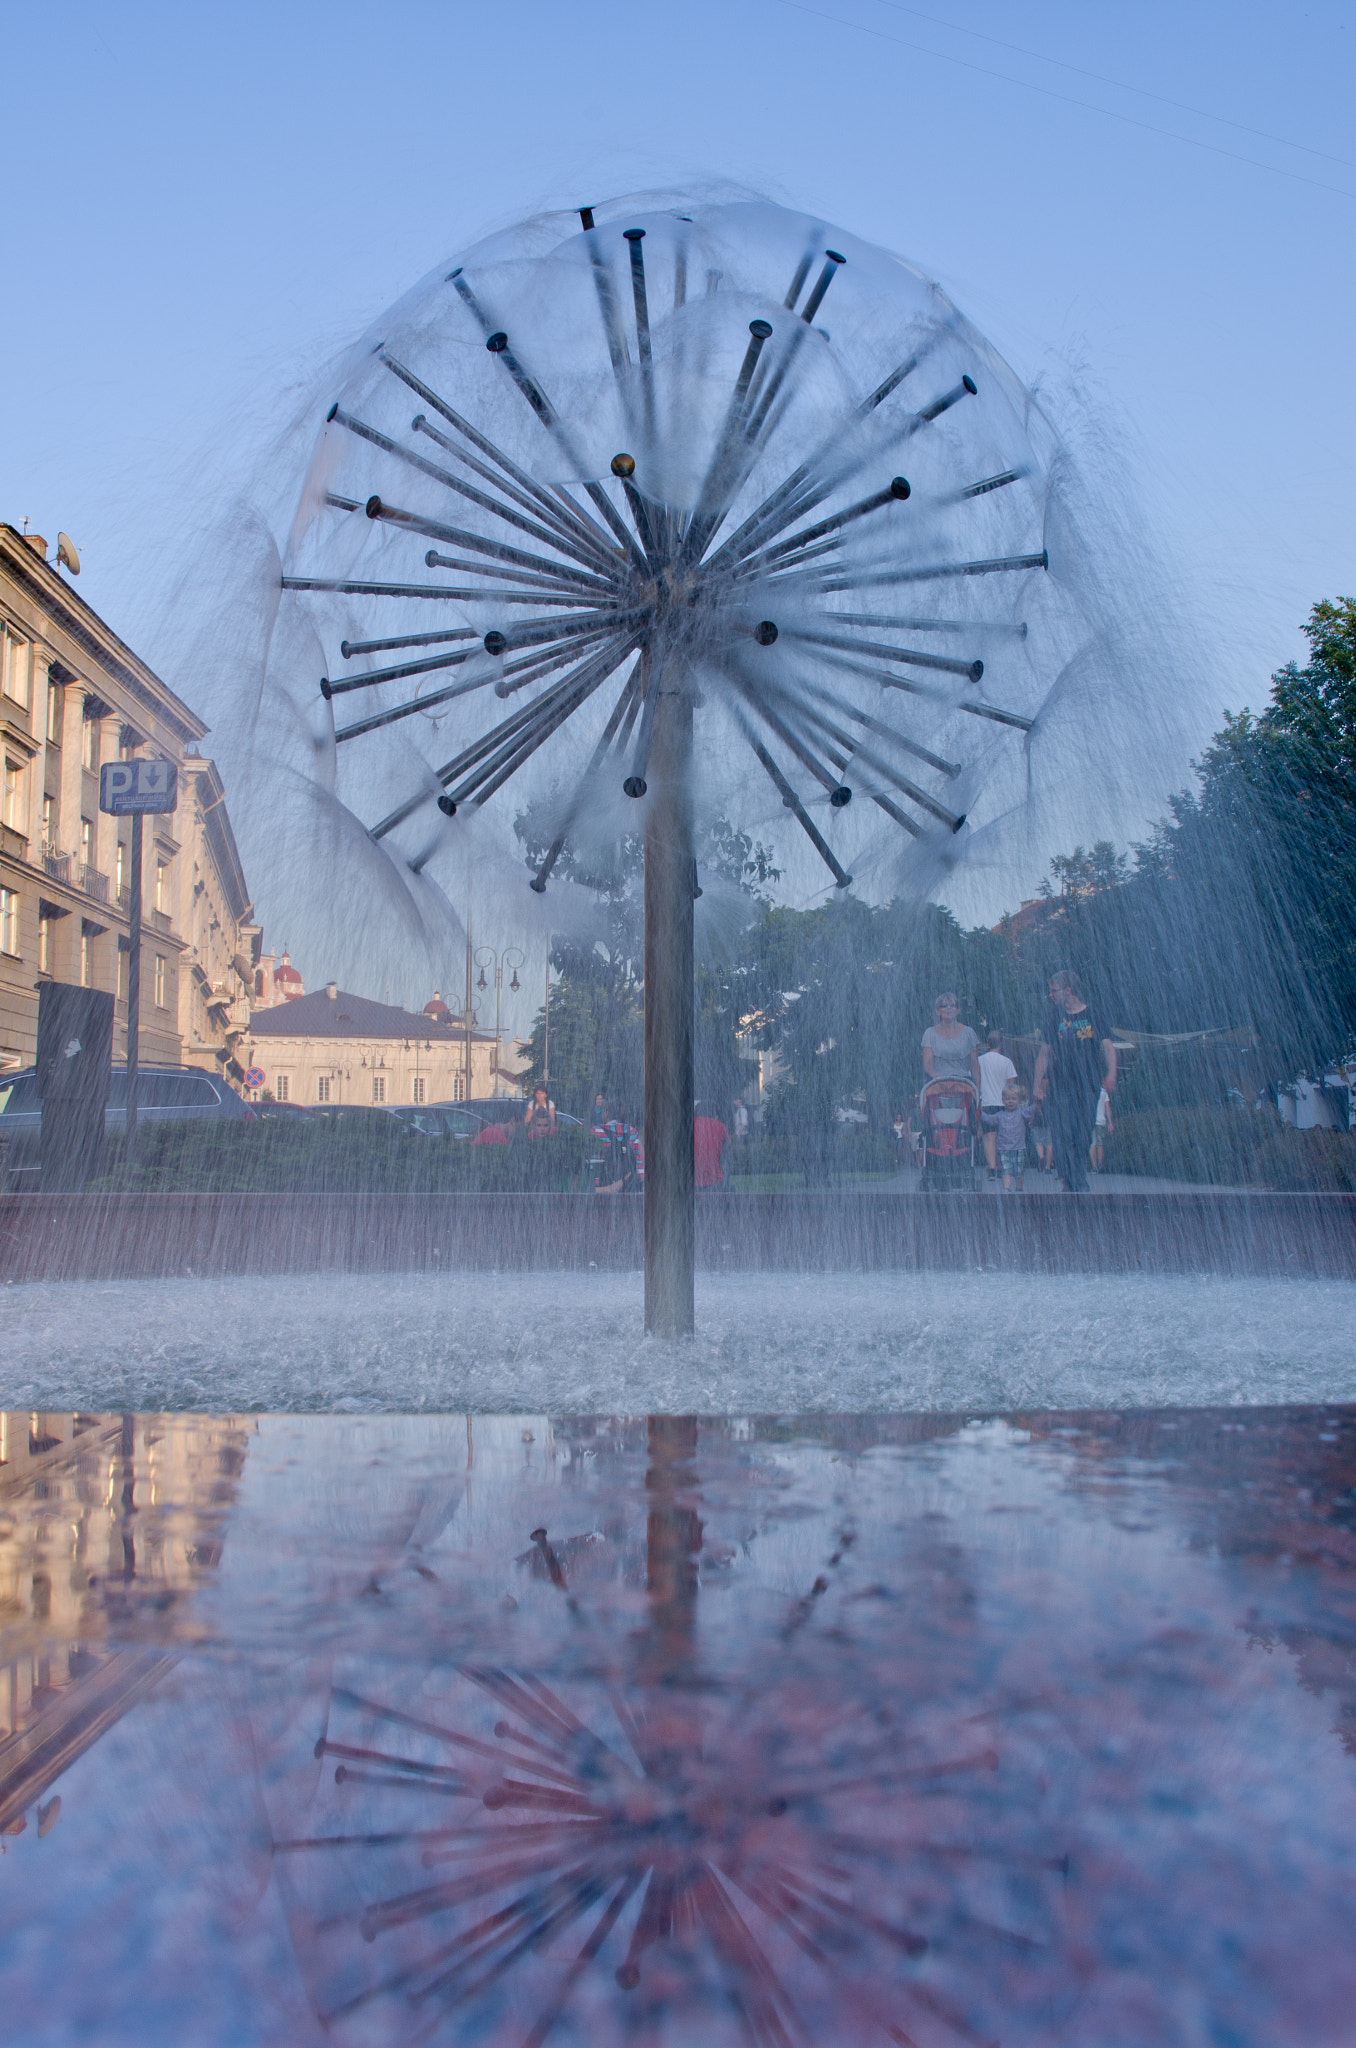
983, 1081, 1036, 1192
978, 1030, 1017, 1181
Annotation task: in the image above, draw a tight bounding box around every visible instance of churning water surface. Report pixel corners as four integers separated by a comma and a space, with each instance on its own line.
4, 1269, 1353, 1412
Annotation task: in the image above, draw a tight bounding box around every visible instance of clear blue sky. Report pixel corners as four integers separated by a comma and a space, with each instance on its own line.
2, 0, 1351, 1000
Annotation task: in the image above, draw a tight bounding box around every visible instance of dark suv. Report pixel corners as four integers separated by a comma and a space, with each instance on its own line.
0, 1065, 249, 1190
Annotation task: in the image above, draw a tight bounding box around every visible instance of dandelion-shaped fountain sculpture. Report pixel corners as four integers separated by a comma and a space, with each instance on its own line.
284, 196, 1060, 1334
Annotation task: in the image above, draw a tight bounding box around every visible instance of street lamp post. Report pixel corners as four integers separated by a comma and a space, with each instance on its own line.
474, 945, 524, 1098
543, 958, 551, 1094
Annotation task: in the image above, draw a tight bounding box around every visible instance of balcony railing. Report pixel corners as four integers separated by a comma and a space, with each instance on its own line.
0, 822, 28, 861
40, 844, 112, 903
149, 906, 172, 934
75, 861, 109, 904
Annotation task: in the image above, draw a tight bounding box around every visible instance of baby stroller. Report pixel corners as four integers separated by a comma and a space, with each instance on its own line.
918, 1079, 981, 1191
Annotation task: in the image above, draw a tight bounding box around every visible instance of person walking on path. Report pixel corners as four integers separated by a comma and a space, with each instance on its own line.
921, 994, 982, 1095
732, 1098, 750, 1144
693, 1104, 731, 1189
983, 1080, 1036, 1192
1033, 971, 1117, 1193
978, 1030, 1017, 1180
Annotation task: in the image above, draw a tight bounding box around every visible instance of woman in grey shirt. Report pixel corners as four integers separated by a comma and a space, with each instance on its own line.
921, 992, 982, 1091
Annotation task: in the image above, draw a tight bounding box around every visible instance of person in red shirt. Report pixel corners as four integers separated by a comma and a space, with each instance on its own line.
693, 1105, 730, 1189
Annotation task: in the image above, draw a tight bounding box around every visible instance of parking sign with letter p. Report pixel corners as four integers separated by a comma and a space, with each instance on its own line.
99, 759, 179, 815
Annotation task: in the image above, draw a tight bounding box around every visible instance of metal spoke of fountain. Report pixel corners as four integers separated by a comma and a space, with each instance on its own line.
281, 196, 1065, 1335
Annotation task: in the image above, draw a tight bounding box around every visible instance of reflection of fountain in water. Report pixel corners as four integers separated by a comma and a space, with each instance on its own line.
4, 1413, 1356, 2041
278, 1417, 1064, 2046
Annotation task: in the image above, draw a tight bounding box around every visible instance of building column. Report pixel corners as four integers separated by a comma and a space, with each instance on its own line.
92, 718, 118, 878
57, 684, 85, 862
26, 655, 51, 850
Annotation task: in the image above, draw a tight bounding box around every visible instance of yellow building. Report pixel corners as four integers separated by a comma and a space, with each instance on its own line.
242, 982, 527, 1106
0, 525, 257, 1078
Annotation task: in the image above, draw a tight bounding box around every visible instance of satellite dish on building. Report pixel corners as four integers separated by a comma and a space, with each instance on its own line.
56, 533, 80, 575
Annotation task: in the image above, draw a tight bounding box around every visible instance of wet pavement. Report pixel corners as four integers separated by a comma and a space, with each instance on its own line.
876, 1164, 1234, 1194
2, 1407, 1355, 2045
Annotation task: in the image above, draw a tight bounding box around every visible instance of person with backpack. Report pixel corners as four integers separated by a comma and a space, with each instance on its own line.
593, 1105, 643, 1193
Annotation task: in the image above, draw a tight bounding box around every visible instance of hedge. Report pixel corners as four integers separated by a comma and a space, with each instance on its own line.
89, 1119, 599, 1195
1109, 1104, 1356, 1192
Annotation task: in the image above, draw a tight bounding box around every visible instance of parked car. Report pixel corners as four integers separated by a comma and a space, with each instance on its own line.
301, 1103, 432, 1140
458, 1097, 585, 1130
0, 1065, 250, 1190
388, 1103, 488, 1140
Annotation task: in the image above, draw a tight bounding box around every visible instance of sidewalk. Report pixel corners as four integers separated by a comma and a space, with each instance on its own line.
880, 1165, 1240, 1195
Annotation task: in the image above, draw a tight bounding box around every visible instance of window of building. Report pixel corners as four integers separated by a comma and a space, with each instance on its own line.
154, 954, 167, 1008
1, 629, 30, 709
115, 842, 124, 897
0, 888, 18, 957
275, 1073, 290, 1102
42, 793, 55, 845
412, 1075, 426, 1104
84, 713, 100, 771
372, 1074, 386, 1104
47, 680, 61, 743
80, 928, 93, 986
38, 914, 51, 974
80, 817, 92, 865
3, 757, 22, 830
155, 859, 168, 913
452, 1073, 465, 1102
317, 1075, 331, 1103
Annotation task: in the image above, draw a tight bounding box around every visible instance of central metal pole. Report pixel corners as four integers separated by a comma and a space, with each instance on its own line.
643, 657, 695, 1337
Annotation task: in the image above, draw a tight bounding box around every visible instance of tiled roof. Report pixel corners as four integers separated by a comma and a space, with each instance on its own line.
249, 987, 488, 1041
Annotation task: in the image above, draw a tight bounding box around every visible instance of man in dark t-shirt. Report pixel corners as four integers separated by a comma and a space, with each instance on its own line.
1033, 971, 1117, 1193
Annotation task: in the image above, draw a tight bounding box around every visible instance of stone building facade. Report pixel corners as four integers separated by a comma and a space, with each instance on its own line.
243, 983, 526, 1106
0, 526, 257, 1077
178, 758, 259, 1083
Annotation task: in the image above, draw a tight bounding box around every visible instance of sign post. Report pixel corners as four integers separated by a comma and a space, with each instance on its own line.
100, 759, 179, 1169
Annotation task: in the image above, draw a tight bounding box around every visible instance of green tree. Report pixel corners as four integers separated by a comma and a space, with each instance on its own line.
513, 798, 779, 1122
1133, 597, 1356, 1067
514, 794, 645, 1118
1000, 598, 1356, 1078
